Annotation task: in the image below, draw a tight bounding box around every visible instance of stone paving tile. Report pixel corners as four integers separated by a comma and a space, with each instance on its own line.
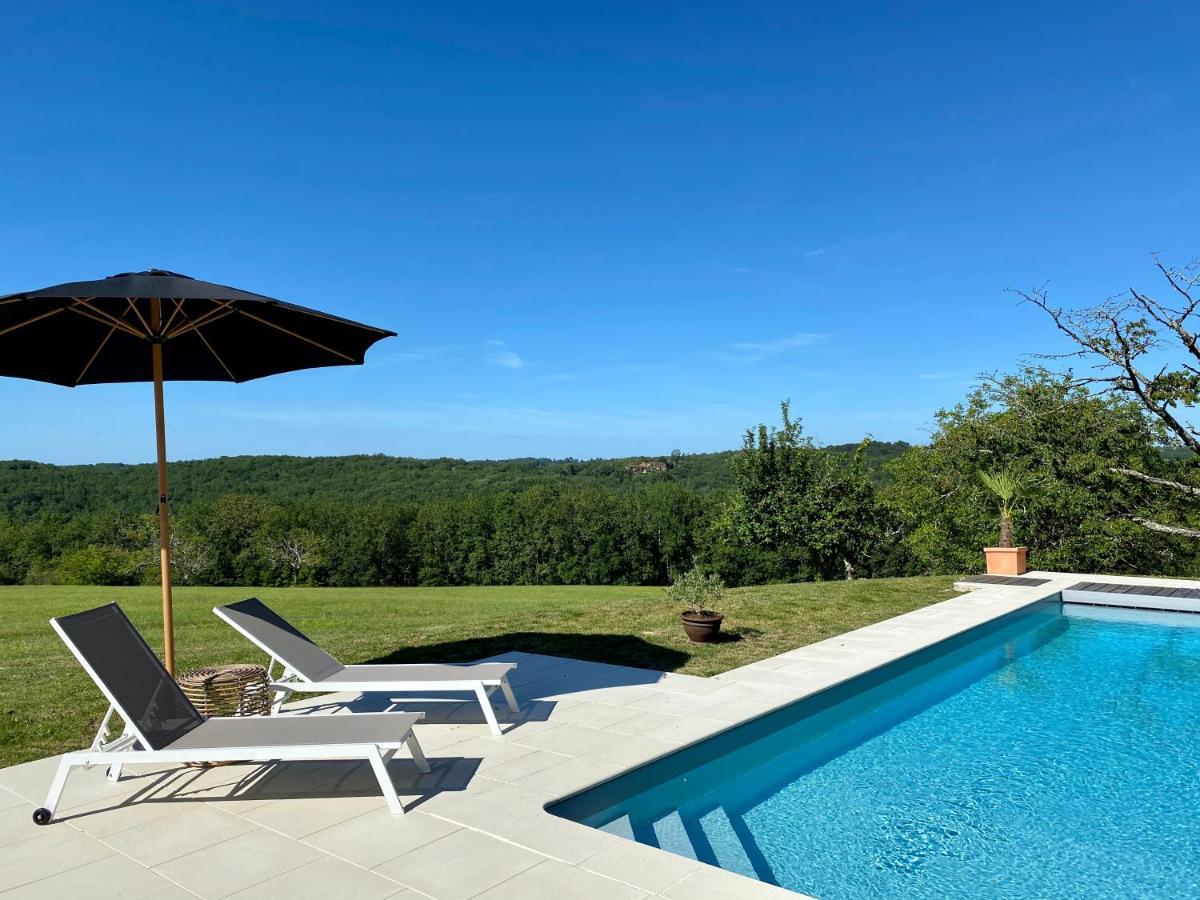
102, 803, 259, 867
153, 826, 322, 898
511, 756, 621, 796
660, 866, 804, 899
514, 721, 630, 757
510, 816, 620, 864
0, 827, 113, 892
582, 733, 677, 769
580, 837, 703, 894
0, 786, 27, 811
226, 854, 405, 899
304, 807, 461, 869
606, 709, 681, 736
480, 748, 570, 784
372, 827, 542, 900
426, 780, 556, 832
4, 853, 178, 900
236, 793, 386, 839
445, 736, 539, 773
474, 858, 649, 899
545, 700, 644, 729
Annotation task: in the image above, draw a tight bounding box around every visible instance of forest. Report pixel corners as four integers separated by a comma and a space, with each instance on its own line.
1, 365, 1197, 588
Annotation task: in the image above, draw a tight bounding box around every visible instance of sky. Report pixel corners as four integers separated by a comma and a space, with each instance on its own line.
1, 1, 1197, 464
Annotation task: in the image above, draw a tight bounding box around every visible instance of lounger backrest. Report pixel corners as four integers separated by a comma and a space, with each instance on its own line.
215, 598, 344, 682
51, 604, 204, 751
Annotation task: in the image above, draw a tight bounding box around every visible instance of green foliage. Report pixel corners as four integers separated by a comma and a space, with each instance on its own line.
721, 402, 899, 581
979, 468, 1040, 547
0, 446, 910, 522
55, 544, 140, 586
667, 567, 725, 614
884, 369, 1192, 574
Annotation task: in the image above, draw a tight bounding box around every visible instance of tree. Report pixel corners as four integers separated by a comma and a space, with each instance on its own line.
883, 369, 1187, 574
725, 401, 891, 580
1022, 257, 1200, 537
263, 528, 328, 585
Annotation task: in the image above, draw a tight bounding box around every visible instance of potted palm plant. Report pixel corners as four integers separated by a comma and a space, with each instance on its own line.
669, 567, 726, 642
979, 469, 1031, 575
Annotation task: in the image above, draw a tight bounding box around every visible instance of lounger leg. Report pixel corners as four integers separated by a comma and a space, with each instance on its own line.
41, 756, 75, 819
474, 683, 503, 737
499, 676, 519, 713
106, 763, 123, 782
271, 687, 293, 715
404, 733, 431, 773
367, 747, 405, 815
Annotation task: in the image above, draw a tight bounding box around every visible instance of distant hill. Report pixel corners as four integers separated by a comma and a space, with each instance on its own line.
0, 441, 913, 520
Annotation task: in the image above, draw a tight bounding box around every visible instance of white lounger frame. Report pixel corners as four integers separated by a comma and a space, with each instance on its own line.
40, 617, 429, 822
215, 608, 520, 737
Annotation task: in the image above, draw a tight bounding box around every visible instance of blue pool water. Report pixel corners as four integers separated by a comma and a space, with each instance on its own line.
550, 600, 1200, 898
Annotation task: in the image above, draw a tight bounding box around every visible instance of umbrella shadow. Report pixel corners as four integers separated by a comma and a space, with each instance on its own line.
341, 632, 695, 729
361, 631, 692, 673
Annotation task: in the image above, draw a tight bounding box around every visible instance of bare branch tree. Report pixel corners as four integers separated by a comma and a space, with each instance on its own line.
1023, 256, 1200, 536
264, 530, 326, 584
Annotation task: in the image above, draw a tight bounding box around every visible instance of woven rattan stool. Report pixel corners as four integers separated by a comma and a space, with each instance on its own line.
177, 664, 271, 766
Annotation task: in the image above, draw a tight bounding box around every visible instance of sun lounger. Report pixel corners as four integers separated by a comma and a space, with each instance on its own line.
33, 603, 428, 825
214, 598, 520, 736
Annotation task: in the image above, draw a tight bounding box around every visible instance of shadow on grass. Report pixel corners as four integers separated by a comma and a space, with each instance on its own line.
362, 631, 692, 673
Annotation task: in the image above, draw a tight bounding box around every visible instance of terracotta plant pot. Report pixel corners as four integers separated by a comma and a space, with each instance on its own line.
681, 610, 724, 643
984, 546, 1028, 576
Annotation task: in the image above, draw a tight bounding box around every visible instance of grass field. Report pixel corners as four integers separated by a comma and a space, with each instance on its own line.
0, 576, 962, 768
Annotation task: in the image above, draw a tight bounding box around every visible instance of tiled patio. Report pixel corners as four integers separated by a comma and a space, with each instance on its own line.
0, 571, 1153, 898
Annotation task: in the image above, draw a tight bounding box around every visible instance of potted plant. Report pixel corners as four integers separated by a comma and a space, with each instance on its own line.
669, 567, 726, 643
979, 469, 1031, 575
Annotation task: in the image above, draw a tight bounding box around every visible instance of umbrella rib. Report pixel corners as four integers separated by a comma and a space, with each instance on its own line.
234, 308, 356, 362
125, 298, 154, 336
162, 299, 186, 335
69, 304, 146, 339
193, 325, 237, 381
164, 302, 235, 341
75, 325, 117, 385
0, 305, 66, 338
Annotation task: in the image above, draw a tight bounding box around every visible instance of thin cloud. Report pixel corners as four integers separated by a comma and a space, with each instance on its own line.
917, 371, 958, 381
804, 244, 840, 258
719, 332, 830, 365
488, 350, 524, 369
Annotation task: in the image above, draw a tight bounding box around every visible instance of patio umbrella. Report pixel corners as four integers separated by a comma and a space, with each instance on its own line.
0, 269, 395, 673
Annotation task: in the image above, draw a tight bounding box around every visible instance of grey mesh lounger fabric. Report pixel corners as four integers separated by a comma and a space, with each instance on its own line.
214, 598, 520, 736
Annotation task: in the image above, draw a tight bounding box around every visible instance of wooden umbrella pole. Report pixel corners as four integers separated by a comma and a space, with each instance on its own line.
150, 299, 175, 675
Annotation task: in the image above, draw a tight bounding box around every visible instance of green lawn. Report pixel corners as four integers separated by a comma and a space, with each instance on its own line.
0, 577, 961, 768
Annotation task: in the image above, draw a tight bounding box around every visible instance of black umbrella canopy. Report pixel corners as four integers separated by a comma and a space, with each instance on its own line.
0, 269, 396, 386
0, 268, 394, 674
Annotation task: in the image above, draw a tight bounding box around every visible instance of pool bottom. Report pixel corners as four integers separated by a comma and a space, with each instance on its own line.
551, 599, 1200, 898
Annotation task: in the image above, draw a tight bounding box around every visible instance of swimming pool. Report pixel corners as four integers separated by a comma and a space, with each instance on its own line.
550, 597, 1200, 898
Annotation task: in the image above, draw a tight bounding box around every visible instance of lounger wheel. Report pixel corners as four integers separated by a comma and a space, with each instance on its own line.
32, 807, 52, 826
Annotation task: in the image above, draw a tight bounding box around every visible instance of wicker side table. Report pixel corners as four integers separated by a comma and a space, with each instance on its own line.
177, 664, 271, 765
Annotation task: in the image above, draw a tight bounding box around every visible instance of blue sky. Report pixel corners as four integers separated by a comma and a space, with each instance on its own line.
2, 1, 1197, 464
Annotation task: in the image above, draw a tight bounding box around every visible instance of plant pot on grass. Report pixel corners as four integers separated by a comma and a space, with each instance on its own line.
979, 469, 1032, 576
669, 567, 726, 643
